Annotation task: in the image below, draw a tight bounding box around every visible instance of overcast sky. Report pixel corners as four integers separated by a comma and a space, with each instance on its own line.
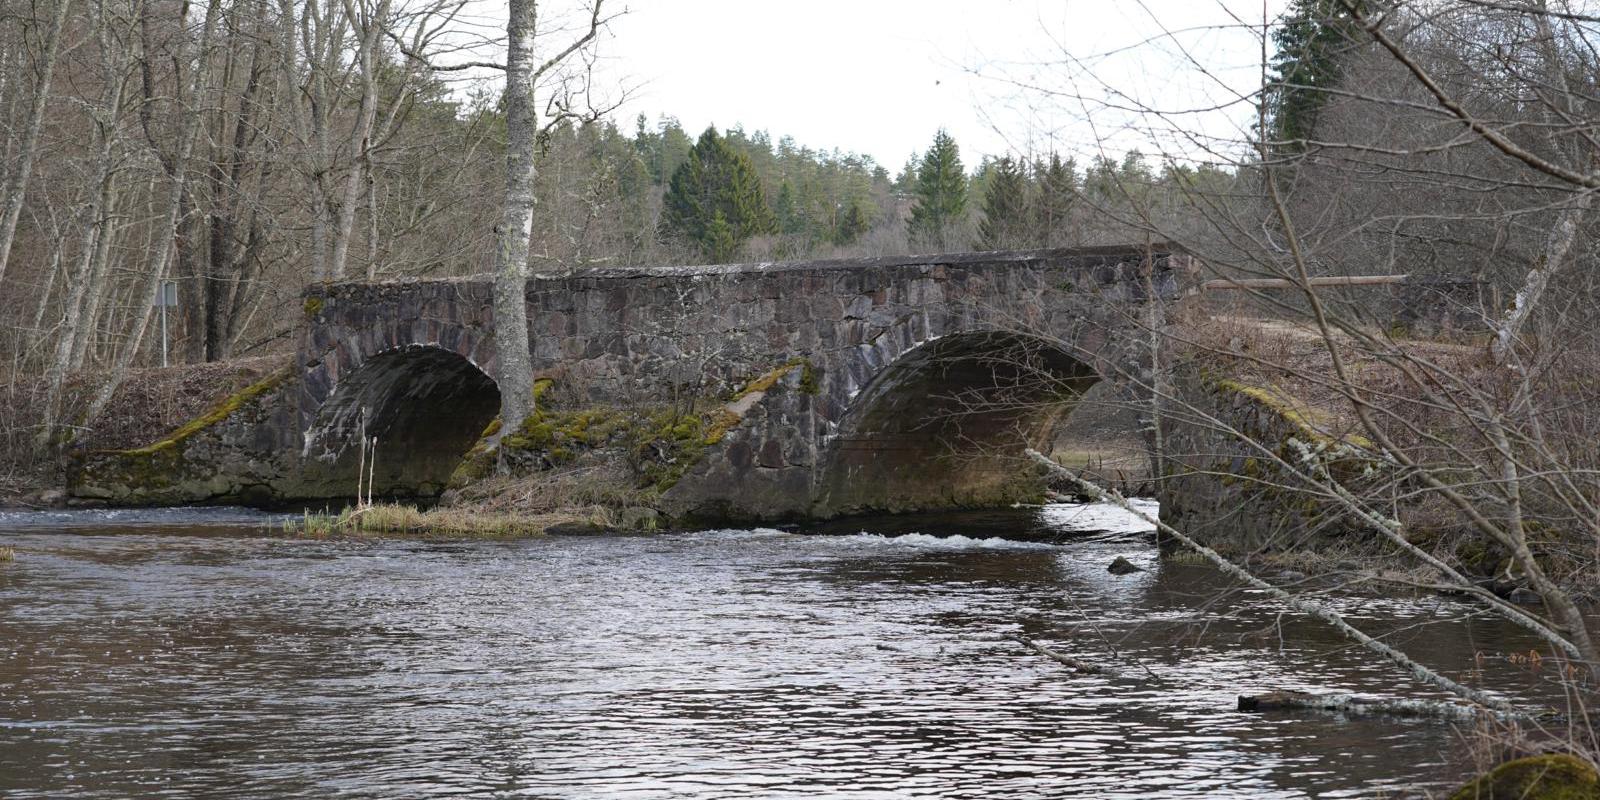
566, 0, 1289, 171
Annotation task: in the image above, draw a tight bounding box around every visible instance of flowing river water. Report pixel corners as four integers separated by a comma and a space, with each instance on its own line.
0, 503, 1562, 798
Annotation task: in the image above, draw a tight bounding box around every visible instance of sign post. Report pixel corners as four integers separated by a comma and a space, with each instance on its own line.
154, 280, 178, 367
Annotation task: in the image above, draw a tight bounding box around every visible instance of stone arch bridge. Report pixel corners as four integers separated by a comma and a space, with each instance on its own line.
72, 246, 1197, 519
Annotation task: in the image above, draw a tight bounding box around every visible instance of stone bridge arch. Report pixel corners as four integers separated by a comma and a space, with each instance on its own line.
302, 343, 501, 499
816, 330, 1103, 514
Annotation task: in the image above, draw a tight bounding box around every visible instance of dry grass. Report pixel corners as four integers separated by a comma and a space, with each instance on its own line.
0, 546, 13, 562
283, 502, 609, 539
450, 460, 650, 515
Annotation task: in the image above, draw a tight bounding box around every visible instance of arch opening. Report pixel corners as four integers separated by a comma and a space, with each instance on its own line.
819, 332, 1100, 515
307, 345, 501, 498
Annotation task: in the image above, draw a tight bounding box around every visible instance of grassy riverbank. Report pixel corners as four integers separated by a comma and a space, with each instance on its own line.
281, 503, 611, 539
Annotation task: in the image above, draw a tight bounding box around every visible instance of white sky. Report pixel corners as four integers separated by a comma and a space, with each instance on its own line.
448, 1, 1290, 171
584, 1, 1289, 170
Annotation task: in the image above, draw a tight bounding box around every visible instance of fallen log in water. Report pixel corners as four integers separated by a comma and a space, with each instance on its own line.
1238, 690, 1551, 722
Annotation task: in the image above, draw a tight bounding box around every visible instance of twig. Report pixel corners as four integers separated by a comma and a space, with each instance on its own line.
1013, 635, 1127, 678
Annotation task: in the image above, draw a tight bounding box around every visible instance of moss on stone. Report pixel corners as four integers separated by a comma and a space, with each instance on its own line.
121, 366, 294, 458
452, 357, 812, 500
735, 362, 798, 400
731, 357, 818, 401
74, 365, 295, 502
532, 377, 554, 402
1211, 377, 1376, 452
702, 408, 740, 446
1448, 754, 1600, 800
447, 445, 496, 488
303, 296, 324, 317
797, 358, 820, 395
630, 409, 709, 496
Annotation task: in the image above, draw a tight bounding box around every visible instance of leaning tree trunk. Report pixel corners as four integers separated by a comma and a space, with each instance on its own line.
491, 0, 540, 453
0, 0, 73, 288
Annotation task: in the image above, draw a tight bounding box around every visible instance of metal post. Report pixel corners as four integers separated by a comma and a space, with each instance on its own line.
154, 279, 177, 367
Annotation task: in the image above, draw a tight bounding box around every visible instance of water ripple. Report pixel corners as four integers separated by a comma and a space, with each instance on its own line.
0, 503, 1544, 798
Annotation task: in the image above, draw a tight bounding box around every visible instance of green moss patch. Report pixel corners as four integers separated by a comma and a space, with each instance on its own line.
453, 360, 813, 497
1448, 754, 1600, 800
732, 357, 819, 400
120, 366, 295, 457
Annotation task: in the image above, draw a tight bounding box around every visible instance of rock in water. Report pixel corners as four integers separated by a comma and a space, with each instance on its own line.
1107, 556, 1143, 575
1448, 753, 1600, 800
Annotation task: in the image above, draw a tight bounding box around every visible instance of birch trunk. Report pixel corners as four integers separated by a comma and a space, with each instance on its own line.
0, 0, 73, 288
69, 180, 120, 369
1491, 5, 1591, 365
491, 0, 540, 443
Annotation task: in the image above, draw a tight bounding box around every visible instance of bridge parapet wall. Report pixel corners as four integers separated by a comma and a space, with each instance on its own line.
302, 247, 1192, 423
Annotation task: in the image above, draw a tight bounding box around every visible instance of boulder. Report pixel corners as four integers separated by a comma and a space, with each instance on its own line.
1448, 753, 1600, 800
1107, 556, 1144, 575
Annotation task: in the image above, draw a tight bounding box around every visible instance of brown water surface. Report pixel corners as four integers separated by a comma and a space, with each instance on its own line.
0, 504, 1554, 798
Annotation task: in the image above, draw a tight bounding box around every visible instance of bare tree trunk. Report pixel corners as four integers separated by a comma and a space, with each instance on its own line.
327, 0, 390, 281
204, 1, 268, 361
0, 0, 73, 288
493, 0, 541, 441
28, 234, 65, 350
1491, 4, 1591, 365
282, 0, 344, 281
1492, 197, 1591, 363
492, 0, 605, 452
69, 179, 120, 370
84, 0, 221, 427
41, 164, 115, 442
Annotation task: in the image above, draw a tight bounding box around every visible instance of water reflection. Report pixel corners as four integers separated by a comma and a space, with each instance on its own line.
0, 503, 1544, 798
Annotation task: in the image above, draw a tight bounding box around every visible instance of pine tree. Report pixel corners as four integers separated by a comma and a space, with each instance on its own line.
977, 156, 1028, 249
661, 127, 776, 262
1268, 0, 1368, 148
907, 130, 967, 250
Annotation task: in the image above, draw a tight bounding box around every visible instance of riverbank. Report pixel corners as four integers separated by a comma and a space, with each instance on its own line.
1, 356, 289, 508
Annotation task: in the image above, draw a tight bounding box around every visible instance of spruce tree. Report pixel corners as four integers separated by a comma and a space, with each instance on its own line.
1033, 154, 1076, 247
907, 129, 967, 250
661, 127, 776, 262
977, 156, 1028, 249
834, 198, 870, 246
1268, 0, 1367, 148
704, 210, 737, 263
774, 180, 804, 236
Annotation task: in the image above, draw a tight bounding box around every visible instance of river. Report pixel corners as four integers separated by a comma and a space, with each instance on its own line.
0, 503, 1556, 798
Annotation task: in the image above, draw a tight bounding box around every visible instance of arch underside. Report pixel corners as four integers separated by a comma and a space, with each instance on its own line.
819, 332, 1100, 515
305, 345, 501, 498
